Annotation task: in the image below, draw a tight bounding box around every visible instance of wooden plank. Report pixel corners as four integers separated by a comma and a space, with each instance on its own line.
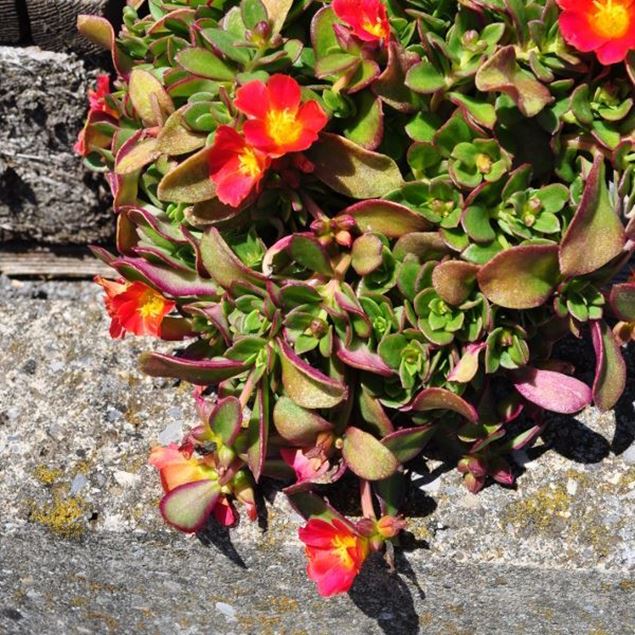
0, 249, 115, 277
0, 0, 22, 44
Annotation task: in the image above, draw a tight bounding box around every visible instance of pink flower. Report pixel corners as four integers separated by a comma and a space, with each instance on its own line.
556, 0, 635, 64
281, 448, 331, 483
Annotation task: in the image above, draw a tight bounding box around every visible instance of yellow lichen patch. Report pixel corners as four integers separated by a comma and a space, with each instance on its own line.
617, 468, 635, 494
33, 465, 63, 485
618, 579, 635, 592
503, 484, 571, 532
29, 493, 86, 539
73, 460, 93, 476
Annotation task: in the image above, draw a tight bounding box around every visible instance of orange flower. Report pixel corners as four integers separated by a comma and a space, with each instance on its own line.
557, 0, 635, 64
149, 444, 217, 492
234, 74, 328, 157
332, 0, 391, 44
95, 276, 175, 338
298, 518, 369, 596
208, 126, 271, 207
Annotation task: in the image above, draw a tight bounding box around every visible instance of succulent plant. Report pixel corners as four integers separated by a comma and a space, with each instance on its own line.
77, 0, 635, 596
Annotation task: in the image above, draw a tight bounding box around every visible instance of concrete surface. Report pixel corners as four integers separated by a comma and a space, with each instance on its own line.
0, 46, 113, 244
0, 277, 633, 634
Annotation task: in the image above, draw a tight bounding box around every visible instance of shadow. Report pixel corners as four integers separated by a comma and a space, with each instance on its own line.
540, 415, 611, 463
349, 552, 421, 635
612, 345, 635, 455
196, 519, 247, 569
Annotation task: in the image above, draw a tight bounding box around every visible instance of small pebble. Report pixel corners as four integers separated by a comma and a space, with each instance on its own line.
215, 602, 237, 623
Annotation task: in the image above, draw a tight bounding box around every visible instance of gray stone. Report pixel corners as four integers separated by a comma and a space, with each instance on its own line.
0, 278, 634, 633
0, 46, 113, 245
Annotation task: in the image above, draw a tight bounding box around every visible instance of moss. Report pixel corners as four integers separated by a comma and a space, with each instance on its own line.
29, 492, 86, 539
503, 485, 571, 532
33, 465, 63, 485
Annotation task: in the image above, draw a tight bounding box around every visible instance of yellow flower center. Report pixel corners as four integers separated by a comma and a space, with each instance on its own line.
592, 0, 631, 39
265, 108, 302, 146
363, 18, 388, 38
238, 147, 262, 177
331, 534, 359, 568
138, 291, 167, 318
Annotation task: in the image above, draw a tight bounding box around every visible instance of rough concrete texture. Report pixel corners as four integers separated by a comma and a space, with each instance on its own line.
0, 277, 634, 634
0, 46, 113, 244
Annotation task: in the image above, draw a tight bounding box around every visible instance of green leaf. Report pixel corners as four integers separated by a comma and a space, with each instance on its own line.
609, 283, 635, 321
406, 61, 446, 94
241, 0, 268, 29
278, 339, 347, 409
157, 147, 216, 203
382, 426, 435, 463
305, 133, 404, 199
128, 68, 174, 126
115, 136, 160, 175
160, 480, 220, 532
290, 235, 333, 275
477, 244, 561, 309
475, 46, 552, 118
342, 427, 399, 480
343, 92, 383, 150
273, 396, 334, 445
211, 396, 243, 445
157, 110, 207, 156
351, 233, 384, 275
262, 0, 293, 35
176, 48, 235, 81
432, 261, 480, 306
200, 228, 267, 289
559, 157, 625, 278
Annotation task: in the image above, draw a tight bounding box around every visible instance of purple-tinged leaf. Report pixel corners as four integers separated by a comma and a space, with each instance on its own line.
512, 367, 592, 414
290, 234, 333, 275
273, 396, 334, 445
278, 339, 348, 409
306, 133, 404, 199
160, 480, 220, 533
210, 396, 243, 446
124, 206, 189, 245
247, 384, 270, 482
342, 200, 432, 238
157, 147, 216, 204
132, 246, 192, 273
559, 157, 626, 277
336, 340, 394, 377
140, 352, 247, 385
76, 15, 132, 75
382, 425, 434, 463
591, 320, 627, 412
111, 257, 220, 297
372, 41, 419, 112
183, 302, 231, 345
158, 317, 194, 341
508, 424, 544, 451
200, 228, 266, 289
410, 388, 478, 423
393, 232, 448, 261
432, 261, 480, 306
342, 427, 399, 480
609, 282, 635, 321
477, 244, 560, 309
286, 490, 345, 524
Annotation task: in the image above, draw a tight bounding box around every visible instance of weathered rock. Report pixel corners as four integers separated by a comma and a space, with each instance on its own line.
0, 46, 113, 245
0, 278, 633, 633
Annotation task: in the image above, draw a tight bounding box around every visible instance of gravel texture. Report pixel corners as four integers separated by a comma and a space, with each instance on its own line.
0, 277, 634, 634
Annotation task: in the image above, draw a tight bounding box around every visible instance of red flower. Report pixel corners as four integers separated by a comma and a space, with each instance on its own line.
298, 518, 369, 596
208, 126, 270, 207
234, 74, 328, 157
332, 0, 391, 44
557, 0, 635, 64
95, 276, 175, 338
88, 74, 118, 118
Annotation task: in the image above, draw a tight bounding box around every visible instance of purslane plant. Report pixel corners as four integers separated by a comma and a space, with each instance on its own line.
76, 0, 635, 596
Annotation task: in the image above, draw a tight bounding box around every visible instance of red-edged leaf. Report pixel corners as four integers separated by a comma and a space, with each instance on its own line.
382, 425, 434, 463
210, 396, 243, 445
159, 480, 220, 532
248, 384, 270, 482
609, 283, 635, 321
432, 261, 480, 306
273, 396, 333, 445
410, 388, 478, 423
140, 352, 247, 385
591, 320, 627, 412
336, 341, 394, 377
342, 200, 432, 238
